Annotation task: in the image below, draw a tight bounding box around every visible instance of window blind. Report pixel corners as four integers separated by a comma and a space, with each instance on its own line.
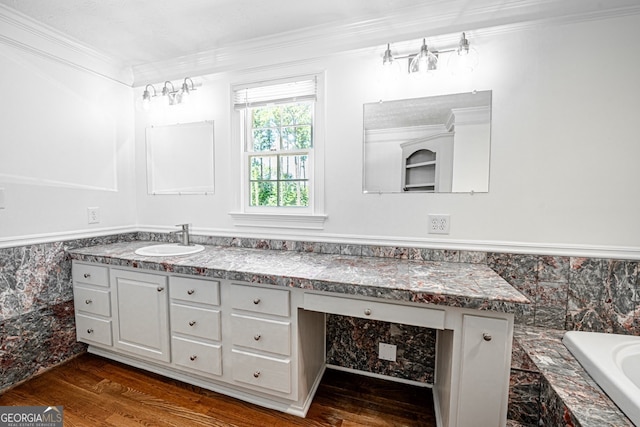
233, 77, 317, 109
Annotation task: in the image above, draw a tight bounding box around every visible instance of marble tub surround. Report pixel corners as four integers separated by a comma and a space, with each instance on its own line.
67, 241, 530, 311
512, 326, 634, 427
487, 254, 639, 334
0, 233, 138, 392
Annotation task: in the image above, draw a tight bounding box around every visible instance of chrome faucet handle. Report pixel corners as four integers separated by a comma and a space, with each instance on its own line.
174, 223, 191, 246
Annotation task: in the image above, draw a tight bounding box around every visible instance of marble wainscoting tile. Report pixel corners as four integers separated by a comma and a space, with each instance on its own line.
567, 257, 608, 332
488, 253, 539, 283
508, 369, 541, 427
361, 246, 410, 259
535, 282, 569, 330
459, 250, 488, 264
325, 314, 436, 383
0, 301, 85, 392
603, 260, 638, 334
430, 249, 460, 262
0, 246, 22, 320
340, 244, 362, 257
407, 247, 430, 261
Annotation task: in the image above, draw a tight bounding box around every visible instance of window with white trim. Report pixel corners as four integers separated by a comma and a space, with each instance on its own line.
232, 74, 325, 226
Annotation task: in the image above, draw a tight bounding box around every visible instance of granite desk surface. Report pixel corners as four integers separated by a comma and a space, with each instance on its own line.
68, 242, 530, 312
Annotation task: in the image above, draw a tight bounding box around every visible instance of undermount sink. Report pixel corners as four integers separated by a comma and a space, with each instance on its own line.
134, 243, 205, 257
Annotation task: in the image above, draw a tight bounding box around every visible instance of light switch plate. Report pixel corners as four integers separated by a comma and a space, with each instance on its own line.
0, 188, 5, 209
379, 342, 397, 362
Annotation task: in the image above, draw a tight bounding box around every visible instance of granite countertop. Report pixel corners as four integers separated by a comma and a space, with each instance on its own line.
68, 241, 530, 312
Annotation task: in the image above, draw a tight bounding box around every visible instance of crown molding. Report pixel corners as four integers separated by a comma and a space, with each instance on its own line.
131, 0, 640, 85
0, 3, 132, 86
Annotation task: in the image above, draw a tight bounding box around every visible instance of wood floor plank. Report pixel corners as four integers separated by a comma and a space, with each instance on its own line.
0, 354, 436, 426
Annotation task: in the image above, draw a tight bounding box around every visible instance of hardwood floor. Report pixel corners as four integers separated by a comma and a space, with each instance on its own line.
0, 354, 436, 426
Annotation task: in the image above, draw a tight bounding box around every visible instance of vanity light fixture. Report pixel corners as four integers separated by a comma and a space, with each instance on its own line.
179, 77, 196, 103
142, 84, 157, 111
141, 77, 197, 110
382, 32, 479, 75
162, 80, 178, 105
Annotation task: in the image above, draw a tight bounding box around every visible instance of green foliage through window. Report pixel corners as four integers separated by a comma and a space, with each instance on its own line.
249, 101, 312, 207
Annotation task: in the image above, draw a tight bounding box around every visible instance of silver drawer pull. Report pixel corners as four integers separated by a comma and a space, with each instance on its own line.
87, 328, 94, 334
157, 286, 164, 292
253, 298, 261, 305
254, 334, 261, 341
483, 333, 492, 342
85, 299, 92, 304
189, 321, 196, 327
253, 371, 261, 378
364, 308, 372, 316
190, 355, 197, 361
187, 289, 195, 295
83, 273, 91, 279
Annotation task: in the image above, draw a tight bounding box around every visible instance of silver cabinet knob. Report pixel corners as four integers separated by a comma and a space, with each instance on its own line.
254, 334, 261, 341
187, 289, 195, 295
87, 328, 94, 334
190, 355, 197, 361
483, 333, 492, 342
83, 273, 91, 279
188, 321, 196, 327
253, 371, 261, 378
85, 299, 92, 304
364, 308, 372, 316
157, 286, 164, 292
253, 298, 261, 305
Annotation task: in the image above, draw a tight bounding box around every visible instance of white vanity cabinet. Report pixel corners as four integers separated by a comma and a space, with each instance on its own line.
110, 268, 170, 363
229, 284, 293, 395
72, 263, 112, 346
169, 276, 222, 377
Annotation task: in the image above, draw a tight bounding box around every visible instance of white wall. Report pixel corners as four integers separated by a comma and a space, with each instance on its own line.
134, 13, 640, 255
0, 18, 136, 243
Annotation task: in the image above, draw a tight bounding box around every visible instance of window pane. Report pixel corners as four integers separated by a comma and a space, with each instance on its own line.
252, 106, 281, 128
252, 128, 279, 152
250, 155, 277, 180
279, 181, 309, 207
250, 181, 278, 206
281, 103, 312, 126
279, 155, 308, 180
281, 125, 312, 150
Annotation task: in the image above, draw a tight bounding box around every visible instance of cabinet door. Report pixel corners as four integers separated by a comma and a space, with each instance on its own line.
457, 315, 510, 427
111, 269, 170, 362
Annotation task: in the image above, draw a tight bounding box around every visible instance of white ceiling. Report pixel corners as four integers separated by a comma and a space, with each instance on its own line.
0, 0, 429, 67
2, 0, 640, 85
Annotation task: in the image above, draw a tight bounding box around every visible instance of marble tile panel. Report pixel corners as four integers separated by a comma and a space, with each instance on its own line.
430, 249, 460, 262
325, 314, 436, 383
361, 245, 410, 259
488, 253, 539, 283
459, 250, 488, 264
508, 369, 541, 427
567, 257, 607, 332
538, 256, 570, 283
407, 247, 430, 261
603, 260, 638, 334
339, 244, 362, 256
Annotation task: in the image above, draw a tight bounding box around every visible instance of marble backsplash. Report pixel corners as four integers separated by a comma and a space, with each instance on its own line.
1, 231, 638, 403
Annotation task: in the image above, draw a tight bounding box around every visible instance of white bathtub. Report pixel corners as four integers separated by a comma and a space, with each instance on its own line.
563, 331, 640, 425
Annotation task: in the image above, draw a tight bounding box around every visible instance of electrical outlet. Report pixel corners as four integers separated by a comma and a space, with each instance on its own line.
87, 207, 100, 224
379, 343, 397, 362
428, 214, 450, 234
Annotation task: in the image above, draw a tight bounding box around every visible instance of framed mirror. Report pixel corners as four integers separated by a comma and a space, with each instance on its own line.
363, 91, 491, 193
146, 121, 215, 195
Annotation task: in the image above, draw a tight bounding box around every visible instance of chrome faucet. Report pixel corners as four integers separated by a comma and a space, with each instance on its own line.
173, 223, 192, 246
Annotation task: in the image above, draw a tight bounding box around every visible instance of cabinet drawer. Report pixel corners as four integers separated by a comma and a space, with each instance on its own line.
76, 314, 112, 346
170, 303, 221, 341
231, 349, 291, 394
170, 276, 220, 306
74, 286, 111, 317
230, 284, 290, 317
72, 263, 109, 287
231, 314, 291, 356
304, 293, 445, 329
172, 336, 222, 377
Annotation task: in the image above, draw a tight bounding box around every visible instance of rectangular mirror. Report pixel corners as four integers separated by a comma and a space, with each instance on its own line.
146, 121, 215, 195
363, 91, 491, 193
